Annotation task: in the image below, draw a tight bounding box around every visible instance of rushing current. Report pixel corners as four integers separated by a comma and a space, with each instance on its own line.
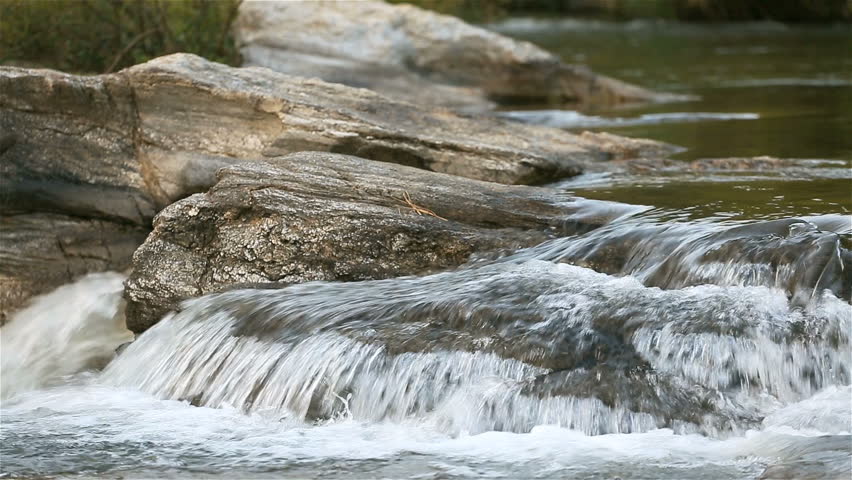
3, 17, 852, 480
2, 209, 851, 479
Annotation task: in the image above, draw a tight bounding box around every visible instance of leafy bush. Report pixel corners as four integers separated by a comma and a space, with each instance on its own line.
0, 0, 242, 73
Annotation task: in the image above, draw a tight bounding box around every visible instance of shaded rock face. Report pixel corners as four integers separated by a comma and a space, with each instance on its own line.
234, 0, 677, 110
124, 152, 642, 333
0, 70, 155, 224
0, 214, 148, 324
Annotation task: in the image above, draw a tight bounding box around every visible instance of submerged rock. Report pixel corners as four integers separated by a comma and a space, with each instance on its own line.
109, 258, 850, 436
235, 0, 680, 110
521, 216, 852, 304
123, 152, 642, 333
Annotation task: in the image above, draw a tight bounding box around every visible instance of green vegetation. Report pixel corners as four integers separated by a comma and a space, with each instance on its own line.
0, 0, 241, 73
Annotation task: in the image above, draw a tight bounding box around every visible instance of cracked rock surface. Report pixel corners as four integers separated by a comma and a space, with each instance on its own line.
124, 152, 642, 332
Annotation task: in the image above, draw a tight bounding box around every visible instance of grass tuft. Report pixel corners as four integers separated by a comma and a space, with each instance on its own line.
1, 0, 242, 74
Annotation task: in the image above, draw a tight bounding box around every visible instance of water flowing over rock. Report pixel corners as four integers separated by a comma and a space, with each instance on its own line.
124, 152, 645, 333
518, 215, 852, 304
1, 272, 131, 398
0, 214, 147, 324
234, 0, 679, 110
105, 260, 851, 437
0, 53, 673, 321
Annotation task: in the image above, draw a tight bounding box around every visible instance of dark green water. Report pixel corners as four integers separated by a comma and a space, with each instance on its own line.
494, 19, 852, 221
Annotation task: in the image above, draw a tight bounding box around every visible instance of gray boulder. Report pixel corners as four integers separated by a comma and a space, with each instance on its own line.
235, 0, 679, 110
0, 53, 674, 321
2, 53, 674, 214
124, 152, 641, 333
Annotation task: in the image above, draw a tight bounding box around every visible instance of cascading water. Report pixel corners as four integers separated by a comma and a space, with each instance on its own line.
100, 259, 850, 437
513, 214, 852, 304
0, 272, 131, 399
2, 214, 850, 478
4, 14, 851, 479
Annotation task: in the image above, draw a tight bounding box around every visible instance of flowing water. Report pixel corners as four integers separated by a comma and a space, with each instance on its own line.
2, 18, 851, 480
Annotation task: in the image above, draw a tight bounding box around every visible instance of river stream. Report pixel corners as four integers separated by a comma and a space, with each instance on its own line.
1, 17, 850, 480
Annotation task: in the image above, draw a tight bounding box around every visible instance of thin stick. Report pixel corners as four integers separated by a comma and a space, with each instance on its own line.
400, 191, 447, 221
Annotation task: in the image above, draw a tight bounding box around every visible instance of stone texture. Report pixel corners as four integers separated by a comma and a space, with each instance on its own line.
0, 53, 676, 321
1, 53, 677, 213
124, 152, 641, 332
235, 0, 682, 110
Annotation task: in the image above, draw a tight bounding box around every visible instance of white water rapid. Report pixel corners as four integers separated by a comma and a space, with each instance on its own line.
1, 217, 850, 479
0, 272, 131, 399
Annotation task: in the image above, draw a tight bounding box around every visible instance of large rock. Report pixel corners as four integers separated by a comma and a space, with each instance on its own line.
0, 53, 674, 320
124, 152, 642, 332
235, 0, 679, 110
1, 53, 674, 214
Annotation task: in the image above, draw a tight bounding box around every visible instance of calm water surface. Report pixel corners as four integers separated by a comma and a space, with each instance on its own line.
494, 19, 852, 221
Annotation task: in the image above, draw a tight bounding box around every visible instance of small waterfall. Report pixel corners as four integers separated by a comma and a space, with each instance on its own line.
515, 215, 852, 303
102, 260, 850, 436
1, 272, 131, 399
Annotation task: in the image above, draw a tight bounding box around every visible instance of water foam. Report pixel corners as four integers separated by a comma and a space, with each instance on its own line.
0, 272, 131, 399
499, 110, 759, 129
515, 216, 852, 304
101, 260, 849, 438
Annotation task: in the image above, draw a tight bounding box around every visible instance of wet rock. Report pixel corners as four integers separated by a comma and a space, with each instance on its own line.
234, 0, 680, 110
612, 155, 848, 178
123, 152, 640, 333
0, 214, 148, 324
118, 256, 828, 435
539, 217, 852, 304
522, 366, 753, 432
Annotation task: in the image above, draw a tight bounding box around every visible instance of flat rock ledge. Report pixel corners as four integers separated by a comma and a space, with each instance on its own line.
124, 152, 642, 333
235, 0, 683, 110
1, 52, 675, 223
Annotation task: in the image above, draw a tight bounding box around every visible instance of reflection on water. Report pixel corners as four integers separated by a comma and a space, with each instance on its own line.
558, 177, 851, 222
493, 20, 852, 221
494, 19, 852, 161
